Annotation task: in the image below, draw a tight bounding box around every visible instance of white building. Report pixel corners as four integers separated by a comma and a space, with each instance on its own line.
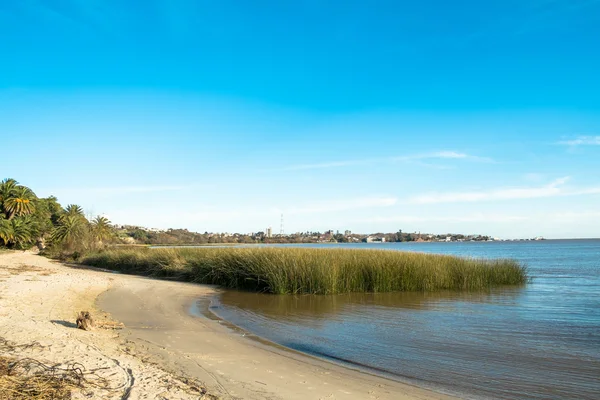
366, 236, 386, 243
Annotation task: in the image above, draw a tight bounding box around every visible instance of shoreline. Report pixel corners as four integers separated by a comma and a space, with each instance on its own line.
0, 250, 455, 399
198, 293, 463, 399
97, 273, 456, 400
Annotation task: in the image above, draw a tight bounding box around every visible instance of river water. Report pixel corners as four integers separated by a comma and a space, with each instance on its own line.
209, 240, 600, 399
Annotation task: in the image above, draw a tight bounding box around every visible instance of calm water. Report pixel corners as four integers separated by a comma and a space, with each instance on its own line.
209, 240, 600, 400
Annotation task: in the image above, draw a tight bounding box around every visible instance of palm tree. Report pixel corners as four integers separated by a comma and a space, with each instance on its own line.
91, 216, 113, 242
47, 204, 92, 252
4, 185, 37, 219
0, 178, 19, 218
64, 204, 85, 217
51, 214, 88, 247
0, 216, 11, 245
0, 216, 33, 248
10, 218, 33, 248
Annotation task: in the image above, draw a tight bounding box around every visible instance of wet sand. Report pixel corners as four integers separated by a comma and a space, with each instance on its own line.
97, 273, 455, 399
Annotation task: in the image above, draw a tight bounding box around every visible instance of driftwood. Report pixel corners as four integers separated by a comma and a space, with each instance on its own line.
76, 311, 94, 331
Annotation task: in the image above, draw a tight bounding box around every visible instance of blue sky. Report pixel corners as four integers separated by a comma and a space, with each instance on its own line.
1, 0, 600, 238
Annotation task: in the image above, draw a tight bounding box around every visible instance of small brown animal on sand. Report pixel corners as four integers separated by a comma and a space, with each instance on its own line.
76, 311, 94, 331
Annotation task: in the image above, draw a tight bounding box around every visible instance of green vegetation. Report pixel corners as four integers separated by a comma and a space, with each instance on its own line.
0, 178, 116, 254
0, 177, 527, 295
81, 247, 527, 294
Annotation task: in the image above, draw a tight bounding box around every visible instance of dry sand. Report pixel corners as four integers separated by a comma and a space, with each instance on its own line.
0, 251, 456, 400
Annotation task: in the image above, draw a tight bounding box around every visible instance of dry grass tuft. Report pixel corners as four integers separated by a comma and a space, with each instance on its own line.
75, 311, 94, 331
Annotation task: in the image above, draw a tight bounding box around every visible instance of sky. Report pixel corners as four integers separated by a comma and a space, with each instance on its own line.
1, 0, 600, 239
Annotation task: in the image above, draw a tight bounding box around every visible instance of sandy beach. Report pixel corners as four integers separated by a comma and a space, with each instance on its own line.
0, 251, 454, 399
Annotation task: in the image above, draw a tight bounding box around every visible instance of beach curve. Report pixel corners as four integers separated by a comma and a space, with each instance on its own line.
96, 273, 456, 399
1, 250, 455, 400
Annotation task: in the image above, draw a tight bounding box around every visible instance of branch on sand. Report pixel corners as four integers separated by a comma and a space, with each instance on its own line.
76, 311, 94, 331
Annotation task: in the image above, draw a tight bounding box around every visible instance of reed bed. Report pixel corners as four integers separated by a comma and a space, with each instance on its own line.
81, 247, 527, 294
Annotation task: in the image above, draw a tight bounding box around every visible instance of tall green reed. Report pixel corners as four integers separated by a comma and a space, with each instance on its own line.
81, 247, 527, 294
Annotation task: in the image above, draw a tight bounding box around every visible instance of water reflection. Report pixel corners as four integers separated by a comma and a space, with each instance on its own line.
216, 288, 525, 322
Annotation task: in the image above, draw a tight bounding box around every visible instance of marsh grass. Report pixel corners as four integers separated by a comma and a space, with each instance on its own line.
81, 247, 527, 294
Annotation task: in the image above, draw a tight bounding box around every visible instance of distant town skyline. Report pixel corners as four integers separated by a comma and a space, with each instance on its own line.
2, 1, 600, 239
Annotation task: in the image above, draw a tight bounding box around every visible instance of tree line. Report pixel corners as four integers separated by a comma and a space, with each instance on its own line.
1, 178, 494, 253
0, 178, 113, 256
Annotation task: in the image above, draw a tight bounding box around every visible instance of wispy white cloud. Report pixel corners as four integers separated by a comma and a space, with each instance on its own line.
93, 185, 193, 194
284, 151, 492, 171
523, 172, 545, 182
394, 151, 493, 163
551, 210, 600, 220
406, 177, 600, 205
557, 136, 600, 146
285, 159, 373, 170
285, 196, 398, 214
134, 196, 398, 225
412, 161, 456, 170
180, 209, 265, 222
53, 184, 199, 196
357, 214, 530, 224
356, 209, 600, 226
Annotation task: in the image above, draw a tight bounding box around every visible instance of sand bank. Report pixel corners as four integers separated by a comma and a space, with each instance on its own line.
1, 251, 454, 399
0, 251, 211, 399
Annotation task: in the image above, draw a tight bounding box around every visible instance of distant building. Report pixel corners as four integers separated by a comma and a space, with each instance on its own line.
365, 236, 386, 243
266, 227, 272, 238
344, 230, 352, 236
